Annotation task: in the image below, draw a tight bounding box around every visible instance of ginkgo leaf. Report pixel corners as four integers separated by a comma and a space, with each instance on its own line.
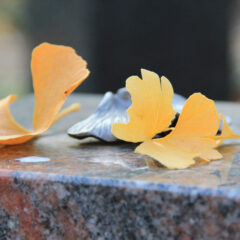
0, 95, 37, 145
112, 69, 176, 142
111, 67, 240, 169
32, 43, 89, 131
199, 148, 222, 161
0, 43, 89, 145
169, 93, 220, 137
135, 140, 197, 169
157, 93, 222, 161
0, 95, 29, 136
134, 93, 223, 169
212, 114, 240, 146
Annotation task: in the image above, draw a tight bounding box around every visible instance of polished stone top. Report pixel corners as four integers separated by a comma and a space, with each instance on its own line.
1, 94, 240, 239
1, 94, 240, 190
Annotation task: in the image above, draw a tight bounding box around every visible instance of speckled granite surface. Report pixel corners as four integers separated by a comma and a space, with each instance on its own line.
0, 94, 240, 239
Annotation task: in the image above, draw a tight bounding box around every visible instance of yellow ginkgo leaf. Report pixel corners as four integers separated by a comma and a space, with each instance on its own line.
212, 114, 240, 146
135, 139, 197, 169
163, 93, 221, 160
137, 93, 223, 169
0, 43, 89, 145
112, 69, 176, 142
112, 69, 240, 169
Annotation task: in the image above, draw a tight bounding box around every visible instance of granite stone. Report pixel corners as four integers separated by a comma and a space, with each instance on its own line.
0, 94, 240, 239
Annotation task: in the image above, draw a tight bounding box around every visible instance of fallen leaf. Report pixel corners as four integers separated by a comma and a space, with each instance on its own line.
211, 114, 240, 146
0, 43, 89, 145
135, 93, 223, 169
112, 69, 176, 142
135, 139, 197, 169
112, 70, 237, 169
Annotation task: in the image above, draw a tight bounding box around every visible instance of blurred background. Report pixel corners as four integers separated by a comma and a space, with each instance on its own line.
0, 0, 239, 100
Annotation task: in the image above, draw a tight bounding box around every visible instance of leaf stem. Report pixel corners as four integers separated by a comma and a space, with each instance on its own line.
53, 103, 81, 124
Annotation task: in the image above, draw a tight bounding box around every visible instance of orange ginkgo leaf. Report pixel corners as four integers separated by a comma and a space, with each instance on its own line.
0, 42, 89, 145
0, 95, 34, 145
112, 69, 176, 142
135, 93, 222, 169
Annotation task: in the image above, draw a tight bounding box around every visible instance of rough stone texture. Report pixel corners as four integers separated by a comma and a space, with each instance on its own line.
0, 94, 240, 239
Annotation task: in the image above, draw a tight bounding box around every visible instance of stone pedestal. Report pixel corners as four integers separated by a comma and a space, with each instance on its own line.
0, 94, 240, 239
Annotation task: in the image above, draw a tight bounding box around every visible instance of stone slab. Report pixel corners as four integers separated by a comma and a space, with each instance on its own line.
0, 94, 240, 239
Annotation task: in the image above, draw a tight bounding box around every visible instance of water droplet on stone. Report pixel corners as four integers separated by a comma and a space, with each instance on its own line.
15, 156, 50, 163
